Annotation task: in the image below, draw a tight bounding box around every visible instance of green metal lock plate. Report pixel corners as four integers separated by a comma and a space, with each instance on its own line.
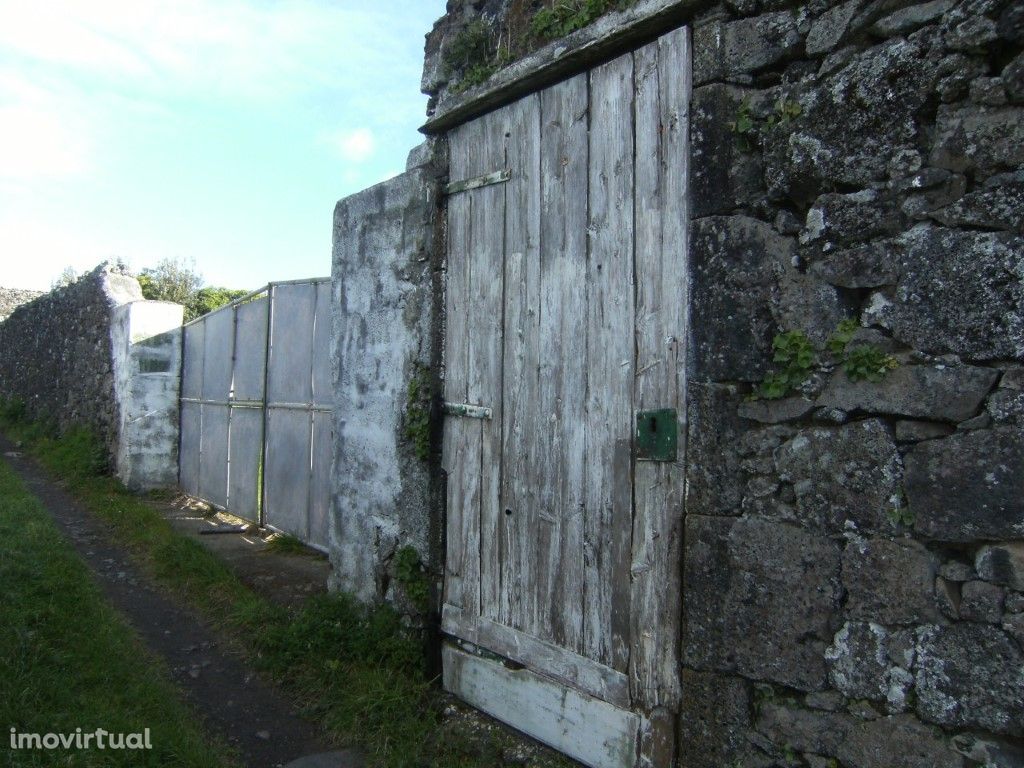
635, 408, 677, 462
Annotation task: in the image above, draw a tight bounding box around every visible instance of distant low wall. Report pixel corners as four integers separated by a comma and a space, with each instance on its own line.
0, 263, 183, 490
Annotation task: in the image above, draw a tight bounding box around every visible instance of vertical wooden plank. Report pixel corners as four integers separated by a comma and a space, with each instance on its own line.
537, 72, 589, 652
473, 106, 510, 623
585, 52, 635, 672
499, 94, 541, 632
442, 118, 477, 615
629, 27, 690, 710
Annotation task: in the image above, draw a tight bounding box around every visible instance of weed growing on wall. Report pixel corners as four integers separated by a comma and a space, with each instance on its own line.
755, 330, 816, 399
393, 545, 431, 613
404, 365, 433, 462
531, 0, 636, 41
754, 321, 900, 399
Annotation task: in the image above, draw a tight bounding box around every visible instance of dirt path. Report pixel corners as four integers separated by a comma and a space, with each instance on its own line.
0, 436, 351, 768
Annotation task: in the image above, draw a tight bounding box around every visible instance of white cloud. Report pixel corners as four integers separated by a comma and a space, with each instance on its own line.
336, 128, 376, 164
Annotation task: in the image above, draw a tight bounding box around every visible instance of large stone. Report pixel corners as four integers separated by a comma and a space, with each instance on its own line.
988, 387, 1024, 424
931, 104, 1024, 175
870, 0, 955, 36
677, 671, 752, 768
806, 0, 862, 55
738, 396, 814, 424
835, 715, 963, 768
801, 189, 905, 250
931, 175, 1024, 235
693, 11, 801, 85
682, 515, 842, 691
916, 623, 1024, 736
690, 216, 791, 381
686, 383, 745, 516
817, 363, 998, 423
907, 428, 1024, 542
764, 37, 937, 201
976, 542, 1024, 591
959, 579, 1005, 623
774, 419, 903, 535
825, 622, 914, 709
690, 85, 766, 217
808, 239, 899, 288
843, 538, 939, 624
756, 706, 961, 768
863, 225, 1024, 360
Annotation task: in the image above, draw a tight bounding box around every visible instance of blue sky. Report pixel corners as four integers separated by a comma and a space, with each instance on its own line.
0, 0, 447, 291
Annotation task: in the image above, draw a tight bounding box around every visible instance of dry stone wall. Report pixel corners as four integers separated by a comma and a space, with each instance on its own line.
0, 263, 142, 456
421, 0, 1023, 765
0, 263, 183, 490
0, 288, 44, 322
680, 0, 1023, 765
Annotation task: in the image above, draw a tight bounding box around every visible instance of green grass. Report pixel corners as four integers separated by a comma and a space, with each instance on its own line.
263, 532, 316, 556
0, 403, 569, 768
0, 459, 237, 767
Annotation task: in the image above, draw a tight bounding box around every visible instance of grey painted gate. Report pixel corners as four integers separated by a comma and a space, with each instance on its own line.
441, 26, 690, 768
179, 278, 332, 551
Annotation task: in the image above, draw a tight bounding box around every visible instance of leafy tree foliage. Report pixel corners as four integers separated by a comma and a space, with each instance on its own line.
137, 258, 247, 321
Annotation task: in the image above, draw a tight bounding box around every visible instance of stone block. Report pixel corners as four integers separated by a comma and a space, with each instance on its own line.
690, 84, 766, 217
764, 37, 937, 199
690, 216, 790, 381
835, 714, 963, 768
808, 239, 899, 288
870, 0, 955, 36
976, 543, 1024, 591
895, 420, 955, 442
959, 579, 1005, 623
817, 363, 998, 423
843, 538, 939, 624
774, 419, 903, 535
737, 396, 814, 424
806, 0, 862, 55
915, 623, 1024, 736
931, 104, 1024, 175
863, 225, 1024, 360
693, 11, 801, 85
907, 428, 1024, 542
686, 383, 746, 516
802, 189, 905, 250
677, 671, 751, 768
683, 515, 841, 691
825, 622, 914, 710
932, 177, 1024, 235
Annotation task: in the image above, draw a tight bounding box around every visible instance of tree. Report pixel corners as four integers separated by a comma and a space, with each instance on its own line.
137, 258, 203, 307
137, 258, 246, 322
51, 266, 79, 289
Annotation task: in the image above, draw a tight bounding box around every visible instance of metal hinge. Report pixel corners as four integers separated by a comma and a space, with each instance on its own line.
443, 402, 492, 419
443, 169, 511, 196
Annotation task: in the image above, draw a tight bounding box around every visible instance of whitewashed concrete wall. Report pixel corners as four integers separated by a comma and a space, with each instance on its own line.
111, 300, 184, 491
329, 142, 444, 610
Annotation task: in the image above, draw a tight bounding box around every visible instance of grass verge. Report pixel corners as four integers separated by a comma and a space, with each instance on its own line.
0, 402, 568, 768
0, 458, 237, 767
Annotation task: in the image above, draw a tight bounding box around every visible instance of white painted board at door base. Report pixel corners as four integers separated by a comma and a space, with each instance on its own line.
442, 644, 640, 768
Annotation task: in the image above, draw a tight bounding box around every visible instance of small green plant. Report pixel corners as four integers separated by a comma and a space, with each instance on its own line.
728, 98, 758, 152
887, 504, 915, 528
393, 545, 431, 613
531, 0, 634, 40
404, 365, 433, 462
730, 96, 802, 152
766, 96, 802, 128
843, 344, 898, 383
755, 330, 817, 400
826, 318, 860, 356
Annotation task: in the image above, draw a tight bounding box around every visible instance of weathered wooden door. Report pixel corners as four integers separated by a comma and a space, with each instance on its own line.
441, 26, 690, 768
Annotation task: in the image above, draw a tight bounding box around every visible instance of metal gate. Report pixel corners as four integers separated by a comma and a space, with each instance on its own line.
441, 26, 690, 768
179, 278, 332, 551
